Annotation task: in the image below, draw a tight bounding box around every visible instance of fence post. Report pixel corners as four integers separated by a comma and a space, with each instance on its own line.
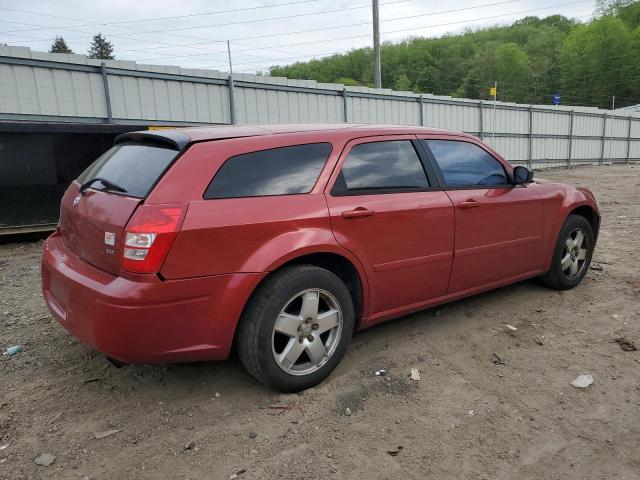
527, 106, 533, 170
342, 88, 348, 122
567, 110, 574, 168
626, 116, 632, 163
227, 75, 236, 125
418, 95, 424, 126
478, 101, 483, 140
599, 113, 607, 165
100, 62, 112, 124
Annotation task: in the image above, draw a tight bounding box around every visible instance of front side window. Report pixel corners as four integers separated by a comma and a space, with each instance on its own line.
204, 143, 332, 199
333, 140, 429, 194
424, 140, 509, 188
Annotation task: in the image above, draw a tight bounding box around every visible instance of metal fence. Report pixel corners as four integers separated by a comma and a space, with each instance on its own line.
1, 45, 640, 170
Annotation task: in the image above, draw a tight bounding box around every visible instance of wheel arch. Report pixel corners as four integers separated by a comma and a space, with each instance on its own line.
567, 204, 600, 241
237, 249, 369, 339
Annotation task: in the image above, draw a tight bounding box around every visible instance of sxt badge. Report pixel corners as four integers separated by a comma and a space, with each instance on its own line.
104, 232, 115, 246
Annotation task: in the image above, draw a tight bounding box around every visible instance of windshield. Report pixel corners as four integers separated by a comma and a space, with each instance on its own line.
77, 142, 179, 198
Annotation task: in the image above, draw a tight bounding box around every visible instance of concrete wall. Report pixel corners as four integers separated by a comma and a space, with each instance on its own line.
2, 45, 640, 169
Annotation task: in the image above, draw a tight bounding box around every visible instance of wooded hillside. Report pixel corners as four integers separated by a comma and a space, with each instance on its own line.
269, 1, 640, 109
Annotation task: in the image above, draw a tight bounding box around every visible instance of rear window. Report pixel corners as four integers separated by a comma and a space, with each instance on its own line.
77, 142, 179, 198
204, 143, 332, 199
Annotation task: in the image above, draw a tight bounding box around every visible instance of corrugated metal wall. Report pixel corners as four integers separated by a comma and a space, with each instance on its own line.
2, 45, 640, 169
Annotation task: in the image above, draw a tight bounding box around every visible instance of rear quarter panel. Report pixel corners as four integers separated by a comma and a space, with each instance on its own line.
150, 133, 361, 281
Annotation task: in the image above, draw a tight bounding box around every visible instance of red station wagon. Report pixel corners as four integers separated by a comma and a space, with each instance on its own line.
41, 124, 600, 391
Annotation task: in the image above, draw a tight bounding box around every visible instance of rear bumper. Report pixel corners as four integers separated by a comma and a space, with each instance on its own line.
41, 231, 265, 363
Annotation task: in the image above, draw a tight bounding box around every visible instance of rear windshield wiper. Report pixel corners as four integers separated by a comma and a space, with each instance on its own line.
79, 177, 127, 195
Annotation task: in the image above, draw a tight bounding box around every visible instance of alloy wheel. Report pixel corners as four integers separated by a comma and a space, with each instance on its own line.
561, 228, 589, 279
271, 288, 343, 376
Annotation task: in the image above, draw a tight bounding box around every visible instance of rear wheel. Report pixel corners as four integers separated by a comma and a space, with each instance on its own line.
539, 214, 594, 290
236, 265, 355, 392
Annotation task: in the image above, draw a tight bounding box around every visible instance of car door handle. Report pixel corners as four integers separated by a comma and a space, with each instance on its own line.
342, 208, 375, 218
458, 200, 480, 209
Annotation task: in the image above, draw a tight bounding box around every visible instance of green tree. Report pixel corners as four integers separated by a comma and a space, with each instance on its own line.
49, 36, 73, 54
559, 16, 634, 108
617, 1, 640, 28
335, 77, 360, 86
495, 43, 531, 102
393, 74, 412, 91
88, 33, 114, 60
595, 0, 635, 16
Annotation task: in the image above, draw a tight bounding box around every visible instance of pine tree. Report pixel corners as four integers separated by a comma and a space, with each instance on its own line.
50, 37, 73, 54
87, 33, 114, 60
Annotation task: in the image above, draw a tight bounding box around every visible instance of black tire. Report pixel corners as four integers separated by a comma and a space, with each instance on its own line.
539, 214, 594, 290
236, 265, 355, 392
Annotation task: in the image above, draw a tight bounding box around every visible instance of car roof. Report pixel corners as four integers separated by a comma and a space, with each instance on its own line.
116, 124, 475, 151
177, 123, 470, 142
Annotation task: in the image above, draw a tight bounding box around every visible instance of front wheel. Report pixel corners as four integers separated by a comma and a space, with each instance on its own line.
236, 265, 355, 392
539, 214, 594, 290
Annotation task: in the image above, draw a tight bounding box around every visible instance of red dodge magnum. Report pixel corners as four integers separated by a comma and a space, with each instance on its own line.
41, 124, 599, 391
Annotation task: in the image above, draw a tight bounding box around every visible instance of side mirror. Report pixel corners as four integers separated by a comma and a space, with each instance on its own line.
513, 165, 533, 185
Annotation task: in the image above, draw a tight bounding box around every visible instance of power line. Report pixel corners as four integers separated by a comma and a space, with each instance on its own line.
0, 0, 593, 69
0, 0, 325, 33
132, 1, 593, 64
118, 0, 528, 54
0, 0, 414, 37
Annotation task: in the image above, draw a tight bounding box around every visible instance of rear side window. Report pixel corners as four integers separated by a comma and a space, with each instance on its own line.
204, 143, 332, 199
423, 140, 509, 187
77, 142, 178, 198
333, 140, 429, 194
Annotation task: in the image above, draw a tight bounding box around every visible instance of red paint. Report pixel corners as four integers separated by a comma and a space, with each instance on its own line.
42, 124, 600, 364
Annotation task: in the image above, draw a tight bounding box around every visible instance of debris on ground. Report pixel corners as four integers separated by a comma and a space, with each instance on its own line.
34, 453, 56, 466
93, 429, 120, 439
492, 353, 506, 365
184, 441, 195, 451
468, 410, 475, 417
534, 336, 545, 346
504, 324, 518, 331
82, 377, 101, 384
374, 369, 387, 376
264, 404, 303, 415
409, 368, 420, 381
229, 469, 246, 479
571, 374, 594, 388
345, 407, 352, 416
614, 337, 637, 351
535, 308, 545, 313
589, 263, 604, 271
3, 345, 23, 355
387, 446, 404, 456
0, 444, 9, 450
248, 431, 257, 439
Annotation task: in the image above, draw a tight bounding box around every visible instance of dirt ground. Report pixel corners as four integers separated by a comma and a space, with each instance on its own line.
1, 164, 639, 480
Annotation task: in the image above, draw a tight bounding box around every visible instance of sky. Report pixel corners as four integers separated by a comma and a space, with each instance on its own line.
0, 0, 597, 74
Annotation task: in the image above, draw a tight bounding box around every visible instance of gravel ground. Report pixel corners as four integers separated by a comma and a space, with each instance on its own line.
1, 164, 639, 480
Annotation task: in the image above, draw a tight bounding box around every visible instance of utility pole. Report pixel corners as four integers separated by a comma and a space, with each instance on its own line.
227, 40, 236, 125
531, 71, 539, 104
372, 0, 381, 89
492, 80, 497, 144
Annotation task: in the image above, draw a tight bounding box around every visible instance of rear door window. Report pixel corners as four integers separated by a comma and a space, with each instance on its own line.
204, 143, 332, 199
423, 140, 509, 187
332, 140, 429, 194
77, 142, 179, 198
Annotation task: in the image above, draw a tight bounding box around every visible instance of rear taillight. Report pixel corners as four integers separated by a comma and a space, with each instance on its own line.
121, 204, 187, 274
